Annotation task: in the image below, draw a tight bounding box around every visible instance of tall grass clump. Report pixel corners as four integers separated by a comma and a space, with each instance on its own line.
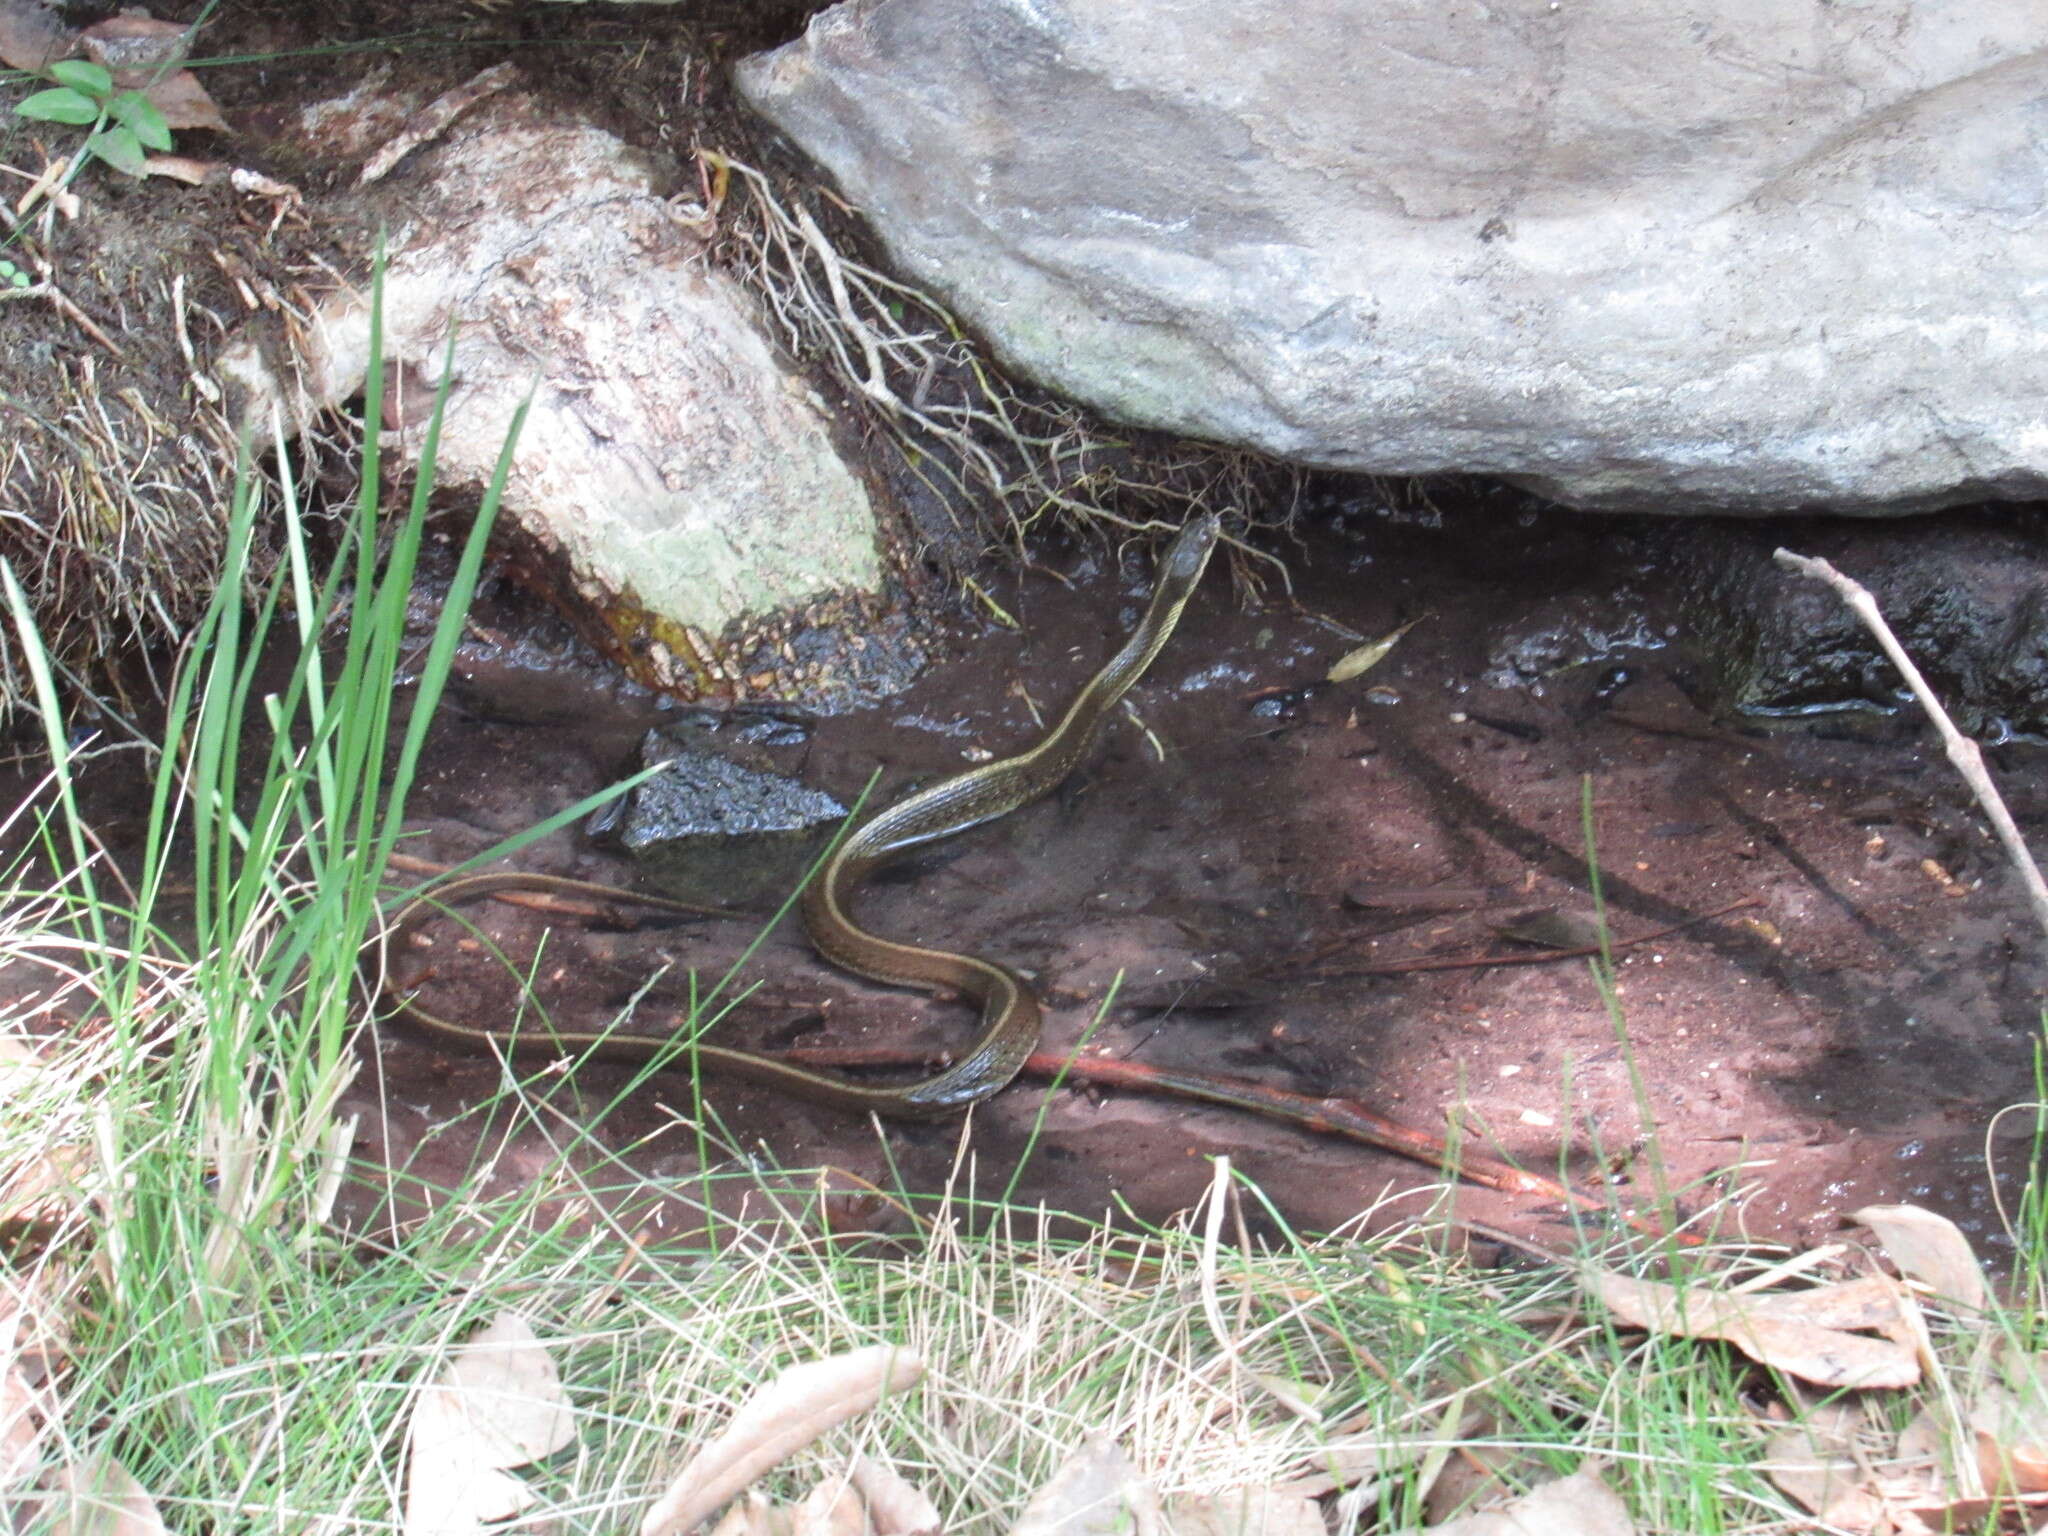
0, 273, 531, 1492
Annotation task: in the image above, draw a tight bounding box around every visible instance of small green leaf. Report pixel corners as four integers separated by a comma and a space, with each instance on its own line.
86, 125, 147, 178
15, 87, 100, 125
47, 60, 113, 98
108, 91, 172, 151
8, 270, 28, 290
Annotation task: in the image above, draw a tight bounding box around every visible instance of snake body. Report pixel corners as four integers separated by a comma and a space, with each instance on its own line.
380, 514, 1219, 1117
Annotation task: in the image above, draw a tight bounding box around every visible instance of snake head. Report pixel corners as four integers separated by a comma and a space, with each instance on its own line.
1163, 514, 1223, 583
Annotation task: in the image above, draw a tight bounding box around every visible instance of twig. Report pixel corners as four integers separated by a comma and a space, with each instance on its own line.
1287, 894, 1764, 978
779, 1043, 1695, 1243
1773, 548, 2048, 945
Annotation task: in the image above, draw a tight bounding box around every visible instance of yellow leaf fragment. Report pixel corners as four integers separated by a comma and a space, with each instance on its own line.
1011, 1434, 1159, 1536
639, 1345, 923, 1536
1854, 1204, 1987, 1312
1327, 617, 1425, 685
850, 1454, 940, 1536
404, 1311, 574, 1536
1280, 1398, 1482, 1501
1583, 1269, 1919, 1389
44, 1454, 168, 1536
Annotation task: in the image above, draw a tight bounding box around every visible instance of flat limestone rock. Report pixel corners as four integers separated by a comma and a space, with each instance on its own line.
221, 85, 884, 691
739, 0, 2048, 513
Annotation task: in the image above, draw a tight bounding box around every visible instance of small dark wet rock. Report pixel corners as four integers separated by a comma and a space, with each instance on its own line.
1681, 522, 2048, 741
599, 725, 847, 905
1481, 591, 1666, 692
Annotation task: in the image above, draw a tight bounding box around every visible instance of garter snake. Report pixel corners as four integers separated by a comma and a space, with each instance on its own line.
377, 513, 1221, 1118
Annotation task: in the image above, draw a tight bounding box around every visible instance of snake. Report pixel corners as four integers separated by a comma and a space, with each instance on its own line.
377, 513, 1221, 1118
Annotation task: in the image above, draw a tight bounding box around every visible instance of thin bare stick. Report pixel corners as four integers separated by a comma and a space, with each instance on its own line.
1773, 547, 2048, 944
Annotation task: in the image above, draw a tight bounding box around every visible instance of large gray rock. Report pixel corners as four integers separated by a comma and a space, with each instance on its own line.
738, 1, 2048, 514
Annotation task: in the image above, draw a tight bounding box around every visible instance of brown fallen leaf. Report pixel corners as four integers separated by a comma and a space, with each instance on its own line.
1582, 1269, 1919, 1389
1010, 1434, 1158, 1536
1395, 1464, 1637, 1536
1737, 1274, 1913, 1332
1277, 1404, 1486, 1501
788, 1480, 866, 1536
639, 1345, 923, 1536
706, 1490, 789, 1536
0, 1357, 44, 1489
1492, 908, 1604, 952
129, 69, 227, 135
0, 0, 70, 71
849, 1454, 940, 1536
77, 14, 190, 72
1854, 1204, 1987, 1313
1165, 1486, 1324, 1536
0, 1278, 66, 1492
137, 155, 217, 186
1970, 1372, 2048, 1496
43, 1453, 168, 1536
403, 1311, 575, 1536
1, 1143, 92, 1237
1763, 1400, 1888, 1533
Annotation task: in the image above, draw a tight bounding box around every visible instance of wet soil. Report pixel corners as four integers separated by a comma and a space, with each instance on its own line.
333, 493, 2048, 1258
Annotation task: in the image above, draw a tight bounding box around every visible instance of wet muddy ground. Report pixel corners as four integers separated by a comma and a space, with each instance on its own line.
326, 493, 2048, 1258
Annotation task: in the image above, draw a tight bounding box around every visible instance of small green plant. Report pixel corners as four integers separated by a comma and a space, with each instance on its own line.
14, 59, 171, 178
0, 256, 28, 288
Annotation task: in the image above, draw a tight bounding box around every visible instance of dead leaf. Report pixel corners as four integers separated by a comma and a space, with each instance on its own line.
1341, 884, 1509, 915
1249, 1371, 1327, 1423
708, 1491, 789, 1536
138, 155, 218, 185
788, 1481, 866, 1536
1583, 1269, 1918, 1389
639, 1345, 923, 1536
1970, 1376, 2048, 1496
1423, 1440, 1529, 1527
1763, 1401, 1887, 1531
0, 1359, 44, 1489
1, 1143, 91, 1234
0, 1288, 61, 1490
132, 70, 227, 135
1403, 1465, 1637, 1536
849, 1454, 939, 1536
1010, 1434, 1158, 1536
77, 15, 190, 72
1735, 1275, 1909, 1332
1165, 1486, 1323, 1536
43, 1454, 167, 1536
403, 1311, 574, 1536
1492, 908, 1603, 952
1277, 1408, 1485, 1501
1855, 1205, 1987, 1312
0, 1, 70, 71
1327, 616, 1426, 685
